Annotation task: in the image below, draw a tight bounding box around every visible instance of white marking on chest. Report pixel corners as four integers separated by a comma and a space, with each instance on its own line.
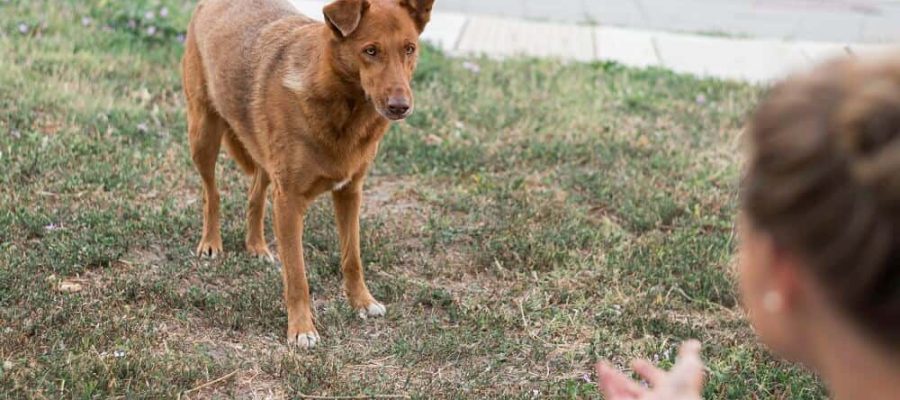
333, 178, 351, 192
282, 68, 306, 92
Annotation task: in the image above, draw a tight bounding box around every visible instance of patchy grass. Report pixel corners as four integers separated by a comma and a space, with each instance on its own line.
0, 0, 826, 398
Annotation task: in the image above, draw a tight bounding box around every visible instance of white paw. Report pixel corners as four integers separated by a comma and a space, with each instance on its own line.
357, 302, 386, 320
257, 252, 276, 263
292, 331, 320, 349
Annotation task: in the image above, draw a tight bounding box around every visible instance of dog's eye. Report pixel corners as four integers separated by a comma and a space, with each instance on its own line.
364, 46, 378, 57
405, 45, 416, 55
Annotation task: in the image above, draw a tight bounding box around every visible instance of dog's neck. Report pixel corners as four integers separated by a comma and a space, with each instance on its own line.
315, 33, 369, 108
280, 30, 386, 140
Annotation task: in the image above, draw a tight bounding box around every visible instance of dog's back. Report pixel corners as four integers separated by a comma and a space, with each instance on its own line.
184, 0, 317, 135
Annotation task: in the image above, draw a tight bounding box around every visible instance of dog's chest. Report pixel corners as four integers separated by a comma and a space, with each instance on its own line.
319, 118, 389, 188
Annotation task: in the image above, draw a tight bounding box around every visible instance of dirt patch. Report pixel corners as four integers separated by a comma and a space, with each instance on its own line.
156, 318, 288, 400
363, 176, 429, 221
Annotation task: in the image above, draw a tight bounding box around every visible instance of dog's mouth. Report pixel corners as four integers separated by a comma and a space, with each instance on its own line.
378, 107, 414, 121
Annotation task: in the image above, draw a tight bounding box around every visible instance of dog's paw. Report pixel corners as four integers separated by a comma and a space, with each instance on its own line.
196, 239, 223, 259
247, 245, 275, 263
357, 301, 386, 320
289, 331, 321, 349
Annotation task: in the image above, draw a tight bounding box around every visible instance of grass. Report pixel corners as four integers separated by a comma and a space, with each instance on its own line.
0, 0, 826, 398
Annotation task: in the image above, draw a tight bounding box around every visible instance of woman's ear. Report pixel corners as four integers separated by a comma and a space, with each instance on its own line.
324, 0, 370, 37
767, 241, 808, 315
399, 0, 434, 33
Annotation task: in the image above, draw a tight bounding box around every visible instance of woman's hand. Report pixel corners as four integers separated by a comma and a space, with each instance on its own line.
596, 340, 706, 400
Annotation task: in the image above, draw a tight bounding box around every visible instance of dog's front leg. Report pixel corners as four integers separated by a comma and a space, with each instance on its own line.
333, 178, 385, 319
273, 187, 319, 348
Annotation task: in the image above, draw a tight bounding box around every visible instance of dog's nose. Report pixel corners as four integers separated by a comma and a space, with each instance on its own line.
387, 97, 410, 116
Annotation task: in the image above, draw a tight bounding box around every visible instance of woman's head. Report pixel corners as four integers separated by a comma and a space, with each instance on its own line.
738, 56, 900, 361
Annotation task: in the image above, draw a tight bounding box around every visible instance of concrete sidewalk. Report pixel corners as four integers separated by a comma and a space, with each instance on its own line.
439, 0, 900, 44
291, 0, 900, 84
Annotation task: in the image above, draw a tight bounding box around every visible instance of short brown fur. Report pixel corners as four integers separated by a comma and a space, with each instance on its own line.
182, 0, 434, 347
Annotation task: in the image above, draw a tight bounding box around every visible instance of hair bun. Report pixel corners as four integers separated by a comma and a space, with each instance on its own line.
837, 76, 900, 208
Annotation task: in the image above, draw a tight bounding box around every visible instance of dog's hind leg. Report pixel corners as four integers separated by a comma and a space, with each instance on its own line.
245, 168, 273, 261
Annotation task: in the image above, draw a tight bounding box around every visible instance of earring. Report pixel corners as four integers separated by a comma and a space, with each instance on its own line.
763, 291, 784, 313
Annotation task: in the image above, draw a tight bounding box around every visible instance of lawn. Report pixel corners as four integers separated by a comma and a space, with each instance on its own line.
0, 0, 826, 398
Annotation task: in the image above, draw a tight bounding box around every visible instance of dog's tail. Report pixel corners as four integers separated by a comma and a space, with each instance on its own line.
223, 132, 256, 175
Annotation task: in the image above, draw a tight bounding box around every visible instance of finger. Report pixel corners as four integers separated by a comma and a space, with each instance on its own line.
596, 362, 645, 399
674, 341, 703, 375
671, 341, 706, 392
596, 362, 643, 397
631, 359, 666, 386
677, 340, 702, 361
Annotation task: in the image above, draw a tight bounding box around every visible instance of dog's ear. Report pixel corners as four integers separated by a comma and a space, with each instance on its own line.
324, 0, 370, 37
399, 0, 434, 33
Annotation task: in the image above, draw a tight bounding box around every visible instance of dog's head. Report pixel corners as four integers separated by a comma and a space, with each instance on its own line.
324, 0, 433, 121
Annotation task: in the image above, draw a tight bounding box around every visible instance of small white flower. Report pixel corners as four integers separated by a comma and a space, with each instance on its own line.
113, 350, 126, 358
18, 23, 29, 34
159, 7, 169, 18
144, 11, 155, 21
81, 17, 92, 27
695, 94, 707, 105
146, 26, 157, 36
463, 61, 481, 74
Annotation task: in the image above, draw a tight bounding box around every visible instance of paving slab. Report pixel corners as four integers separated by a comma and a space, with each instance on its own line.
795, 42, 853, 65
583, 1, 645, 27
456, 16, 595, 61
594, 27, 660, 68
421, 11, 468, 52
653, 33, 810, 83
523, 0, 588, 23
850, 43, 900, 58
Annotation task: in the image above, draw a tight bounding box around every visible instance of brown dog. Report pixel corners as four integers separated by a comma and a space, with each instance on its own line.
182, 0, 434, 348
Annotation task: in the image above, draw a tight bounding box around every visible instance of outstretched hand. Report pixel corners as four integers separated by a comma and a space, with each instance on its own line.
596, 341, 705, 400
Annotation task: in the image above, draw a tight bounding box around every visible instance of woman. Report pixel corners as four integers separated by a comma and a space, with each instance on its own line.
597, 56, 900, 399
